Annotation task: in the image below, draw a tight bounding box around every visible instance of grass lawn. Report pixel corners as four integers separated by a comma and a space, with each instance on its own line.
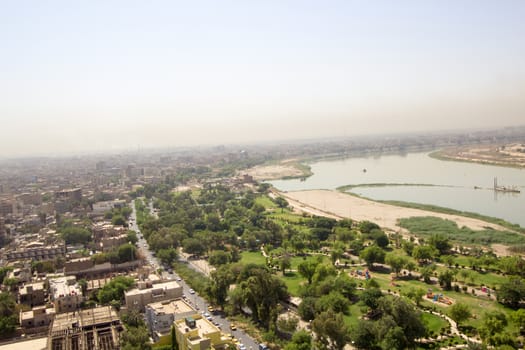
256, 195, 278, 209
421, 312, 449, 334
289, 254, 328, 270
344, 303, 365, 329
281, 271, 305, 296
240, 251, 267, 265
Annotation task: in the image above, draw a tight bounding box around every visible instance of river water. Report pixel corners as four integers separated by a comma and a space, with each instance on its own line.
270, 152, 525, 227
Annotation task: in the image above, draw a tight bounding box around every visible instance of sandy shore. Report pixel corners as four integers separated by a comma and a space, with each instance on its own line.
280, 189, 512, 233
243, 164, 305, 181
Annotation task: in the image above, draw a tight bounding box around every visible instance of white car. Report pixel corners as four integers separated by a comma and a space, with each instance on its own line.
189, 289, 195, 294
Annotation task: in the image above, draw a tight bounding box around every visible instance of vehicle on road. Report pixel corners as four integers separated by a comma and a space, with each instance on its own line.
189, 289, 195, 294
230, 323, 237, 331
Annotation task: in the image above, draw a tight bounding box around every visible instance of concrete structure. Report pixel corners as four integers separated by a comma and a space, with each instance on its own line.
19, 282, 46, 307
92, 222, 126, 243
0, 199, 15, 216
64, 259, 141, 279
47, 306, 123, 350
100, 234, 127, 252
174, 315, 231, 350
91, 200, 126, 216
17, 192, 42, 206
20, 306, 55, 329
145, 299, 195, 340
64, 258, 95, 274
54, 188, 82, 203
125, 281, 182, 312
49, 277, 82, 314
5, 242, 66, 262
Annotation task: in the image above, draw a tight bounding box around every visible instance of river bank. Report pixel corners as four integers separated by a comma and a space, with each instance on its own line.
278, 189, 519, 255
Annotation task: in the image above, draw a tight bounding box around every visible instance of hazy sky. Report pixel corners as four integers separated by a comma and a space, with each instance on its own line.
1, 1, 525, 157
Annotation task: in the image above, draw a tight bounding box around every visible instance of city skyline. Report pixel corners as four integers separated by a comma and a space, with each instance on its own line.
1, 1, 525, 157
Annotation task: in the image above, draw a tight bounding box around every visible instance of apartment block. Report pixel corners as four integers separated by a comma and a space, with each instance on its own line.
175, 315, 231, 350
145, 298, 195, 340
5, 242, 66, 262
19, 282, 46, 307
20, 306, 55, 329
49, 276, 83, 314
125, 281, 182, 312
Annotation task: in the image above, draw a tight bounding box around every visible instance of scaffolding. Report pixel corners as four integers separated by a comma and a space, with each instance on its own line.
47, 306, 123, 350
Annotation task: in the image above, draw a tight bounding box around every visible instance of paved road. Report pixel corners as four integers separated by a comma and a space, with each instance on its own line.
131, 199, 260, 350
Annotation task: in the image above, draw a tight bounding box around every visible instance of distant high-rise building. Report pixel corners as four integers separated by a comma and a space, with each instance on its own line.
55, 188, 82, 203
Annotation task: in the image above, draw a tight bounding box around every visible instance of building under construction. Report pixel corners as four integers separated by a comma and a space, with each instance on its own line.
47, 306, 123, 350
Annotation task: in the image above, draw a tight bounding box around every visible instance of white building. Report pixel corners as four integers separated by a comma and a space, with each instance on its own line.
49, 276, 82, 314
125, 281, 182, 312
145, 299, 195, 340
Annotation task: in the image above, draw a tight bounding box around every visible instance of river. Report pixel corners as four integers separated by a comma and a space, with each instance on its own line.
270, 152, 525, 227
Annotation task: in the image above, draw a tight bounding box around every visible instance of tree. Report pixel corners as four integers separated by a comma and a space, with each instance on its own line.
412, 245, 437, 264
60, 226, 92, 245
284, 330, 312, 350
157, 247, 179, 266
315, 291, 350, 314
419, 264, 436, 284
404, 287, 425, 306
511, 308, 525, 332
236, 267, 288, 329
351, 321, 377, 349
449, 303, 472, 328
277, 315, 298, 334
377, 296, 427, 348
438, 269, 455, 290
381, 326, 408, 350
478, 311, 514, 347
374, 231, 390, 248
208, 265, 234, 308
298, 260, 319, 285
298, 297, 317, 321
429, 234, 451, 255
97, 276, 135, 304
312, 310, 349, 350
0, 292, 17, 338
117, 243, 137, 263
361, 287, 383, 310
274, 197, 289, 211
360, 245, 386, 269
182, 238, 206, 257
121, 324, 152, 350
385, 254, 407, 276
359, 221, 380, 234
208, 250, 231, 267
278, 255, 292, 275
497, 277, 525, 308
111, 214, 126, 227
171, 325, 178, 350
126, 230, 138, 244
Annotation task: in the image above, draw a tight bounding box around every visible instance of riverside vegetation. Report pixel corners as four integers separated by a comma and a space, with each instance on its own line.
129, 179, 525, 350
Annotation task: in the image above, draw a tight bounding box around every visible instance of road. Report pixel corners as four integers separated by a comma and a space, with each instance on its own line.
130, 199, 260, 350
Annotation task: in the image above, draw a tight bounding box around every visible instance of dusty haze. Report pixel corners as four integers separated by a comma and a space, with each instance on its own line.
1, 1, 524, 157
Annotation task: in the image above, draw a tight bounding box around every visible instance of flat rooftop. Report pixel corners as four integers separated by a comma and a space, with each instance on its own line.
51, 306, 119, 333
126, 280, 181, 296
148, 299, 194, 315
49, 277, 81, 299
19, 282, 45, 294
176, 316, 219, 337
